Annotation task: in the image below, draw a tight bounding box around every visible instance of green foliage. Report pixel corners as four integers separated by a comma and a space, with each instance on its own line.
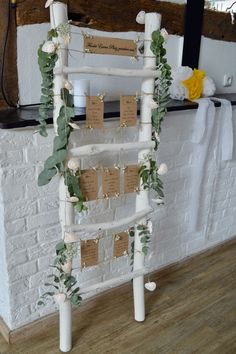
139, 156, 164, 200
150, 29, 172, 149
37, 241, 82, 307
128, 223, 152, 267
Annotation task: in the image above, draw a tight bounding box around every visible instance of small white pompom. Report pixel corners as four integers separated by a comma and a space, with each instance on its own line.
45, 0, 54, 8
171, 66, 193, 81
64, 232, 77, 243
169, 81, 186, 101
160, 28, 169, 42
42, 41, 56, 54
202, 76, 216, 97
158, 163, 168, 175
145, 281, 156, 292
54, 293, 66, 304
136, 11, 146, 24
67, 158, 80, 171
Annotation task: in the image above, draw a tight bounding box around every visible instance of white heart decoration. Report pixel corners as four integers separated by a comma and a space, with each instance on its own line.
145, 282, 157, 292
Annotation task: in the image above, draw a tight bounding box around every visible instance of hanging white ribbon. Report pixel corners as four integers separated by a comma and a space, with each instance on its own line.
189, 97, 234, 234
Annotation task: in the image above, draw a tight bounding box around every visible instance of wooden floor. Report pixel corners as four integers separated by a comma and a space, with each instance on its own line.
1, 241, 236, 354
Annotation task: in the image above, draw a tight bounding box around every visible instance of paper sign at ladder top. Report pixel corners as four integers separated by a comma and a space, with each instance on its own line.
84, 35, 137, 57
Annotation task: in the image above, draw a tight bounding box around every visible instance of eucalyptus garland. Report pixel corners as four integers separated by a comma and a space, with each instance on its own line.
129, 222, 152, 267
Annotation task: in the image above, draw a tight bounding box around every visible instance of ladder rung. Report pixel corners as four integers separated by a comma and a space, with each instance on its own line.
54, 65, 160, 78
78, 268, 148, 294
64, 207, 152, 237
70, 141, 155, 158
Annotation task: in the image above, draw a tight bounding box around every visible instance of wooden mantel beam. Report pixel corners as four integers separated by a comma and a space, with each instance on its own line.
16, 0, 236, 43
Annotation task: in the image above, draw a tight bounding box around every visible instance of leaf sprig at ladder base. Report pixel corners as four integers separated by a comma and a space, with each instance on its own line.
128, 223, 152, 267
38, 241, 82, 308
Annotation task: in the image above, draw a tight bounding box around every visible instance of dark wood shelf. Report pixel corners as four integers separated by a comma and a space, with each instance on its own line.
0, 94, 235, 130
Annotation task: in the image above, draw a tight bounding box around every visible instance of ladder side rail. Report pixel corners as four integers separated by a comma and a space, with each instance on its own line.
133, 12, 161, 322
50, 3, 72, 353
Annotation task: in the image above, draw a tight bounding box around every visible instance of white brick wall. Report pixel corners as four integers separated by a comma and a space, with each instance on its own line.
0, 107, 236, 330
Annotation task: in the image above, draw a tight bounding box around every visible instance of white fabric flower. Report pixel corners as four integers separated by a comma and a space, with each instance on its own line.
171, 66, 193, 81
67, 158, 80, 171
54, 293, 66, 304
64, 232, 77, 243
158, 163, 168, 175
148, 99, 158, 109
68, 122, 80, 130
45, 0, 54, 8
169, 81, 186, 101
151, 197, 164, 205
42, 41, 56, 54
67, 196, 79, 203
136, 11, 146, 24
61, 260, 72, 273
147, 220, 153, 234
153, 131, 160, 143
160, 28, 168, 42
202, 76, 216, 97
64, 80, 73, 91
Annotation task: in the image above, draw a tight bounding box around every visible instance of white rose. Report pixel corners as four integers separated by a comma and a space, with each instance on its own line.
67, 158, 80, 171
64, 232, 77, 243
54, 293, 66, 304
42, 41, 56, 54
158, 163, 168, 175
149, 99, 158, 109
160, 28, 168, 42
67, 196, 79, 203
45, 0, 54, 8
202, 76, 216, 97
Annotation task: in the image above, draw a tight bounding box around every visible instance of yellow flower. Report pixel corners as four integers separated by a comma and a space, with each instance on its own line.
182, 69, 205, 100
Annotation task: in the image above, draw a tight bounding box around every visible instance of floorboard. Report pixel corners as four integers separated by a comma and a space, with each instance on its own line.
0, 241, 236, 354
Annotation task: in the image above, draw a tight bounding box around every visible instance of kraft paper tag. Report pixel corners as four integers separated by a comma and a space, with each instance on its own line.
102, 168, 120, 197
124, 164, 140, 194
120, 95, 137, 127
81, 239, 99, 268
113, 232, 129, 258
86, 96, 104, 129
84, 35, 137, 57
80, 169, 98, 201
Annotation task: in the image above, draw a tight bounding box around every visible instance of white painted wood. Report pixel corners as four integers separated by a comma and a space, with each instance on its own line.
133, 12, 161, 322
59, 299, 72, 352
70, 141, 155, 157
50, 3, 72, 352
78, 268, 148, 295
64, 207, 153, 236
54, 66, 160, 78
50, 2, 68, 132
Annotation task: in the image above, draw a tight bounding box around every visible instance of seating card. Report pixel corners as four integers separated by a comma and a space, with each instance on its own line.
120, 95, 137, 127
84, 35, 137, 57
113, 232, 129, 258
81, 239, 99, 268
86, 96, 104, 128
102, 168, 120, 197
80, 169, 98, 201
124, 164, 140, 194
